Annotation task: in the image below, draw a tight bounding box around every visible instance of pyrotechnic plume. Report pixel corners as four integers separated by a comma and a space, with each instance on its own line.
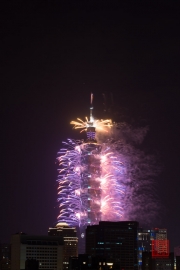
57, 93, 159, 251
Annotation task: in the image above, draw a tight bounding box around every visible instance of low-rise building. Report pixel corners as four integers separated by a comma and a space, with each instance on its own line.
11, 233, 64, 270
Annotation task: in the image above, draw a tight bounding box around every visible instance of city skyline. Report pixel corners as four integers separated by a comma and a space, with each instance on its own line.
1, 1, 180, 251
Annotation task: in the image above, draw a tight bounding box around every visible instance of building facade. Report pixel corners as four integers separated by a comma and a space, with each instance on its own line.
138, 228, 168, 268
176, 256, 180, 270
174, 246, 180, 270
0, 243, 11, 270
86, 221, 139, 270
48, 223, 78, 270
11, 233, 63, 270
142, 252, 174, 270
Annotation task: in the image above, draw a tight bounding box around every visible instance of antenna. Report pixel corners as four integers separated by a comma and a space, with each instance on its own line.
86, 93, 96, 141
90, 93, 93, 123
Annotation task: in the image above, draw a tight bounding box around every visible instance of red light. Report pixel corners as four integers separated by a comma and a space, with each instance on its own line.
152, 240, 169, 258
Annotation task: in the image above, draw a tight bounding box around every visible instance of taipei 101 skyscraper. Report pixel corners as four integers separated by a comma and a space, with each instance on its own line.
57, 93, 158, 253
77, 94, 102, 252
57, 94, 111, 253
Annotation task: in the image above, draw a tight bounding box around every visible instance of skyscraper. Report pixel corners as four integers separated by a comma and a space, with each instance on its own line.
57, 94, 112, 253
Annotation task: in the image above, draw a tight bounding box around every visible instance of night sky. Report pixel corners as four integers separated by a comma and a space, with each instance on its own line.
1, 1, 180, 250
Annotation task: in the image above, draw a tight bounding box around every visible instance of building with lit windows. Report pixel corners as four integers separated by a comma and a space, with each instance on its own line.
138, 229, 151, 267
142, 252, 174, 270
48, 223, 78, 270
11, 233, 63, 270
0, 243, 11, 270
69, 254, 116, 270
86, 221, 139, 270
176, 256, 180, 270
152, 254, 174, 270
138, 228, 168, 268
174, 247, 180, 270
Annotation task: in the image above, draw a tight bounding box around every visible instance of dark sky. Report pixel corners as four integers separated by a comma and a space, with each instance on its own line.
1, 1, 180, 250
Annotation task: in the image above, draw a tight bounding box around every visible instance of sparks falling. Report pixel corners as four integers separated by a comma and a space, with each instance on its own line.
57, 93, 159, 251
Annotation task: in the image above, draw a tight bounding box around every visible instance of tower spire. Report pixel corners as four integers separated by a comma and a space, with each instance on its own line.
86, 93, 96, 141
90, 93, 93, 123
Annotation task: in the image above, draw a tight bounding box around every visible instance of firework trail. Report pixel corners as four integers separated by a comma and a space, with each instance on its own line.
57, 94, 159, 251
